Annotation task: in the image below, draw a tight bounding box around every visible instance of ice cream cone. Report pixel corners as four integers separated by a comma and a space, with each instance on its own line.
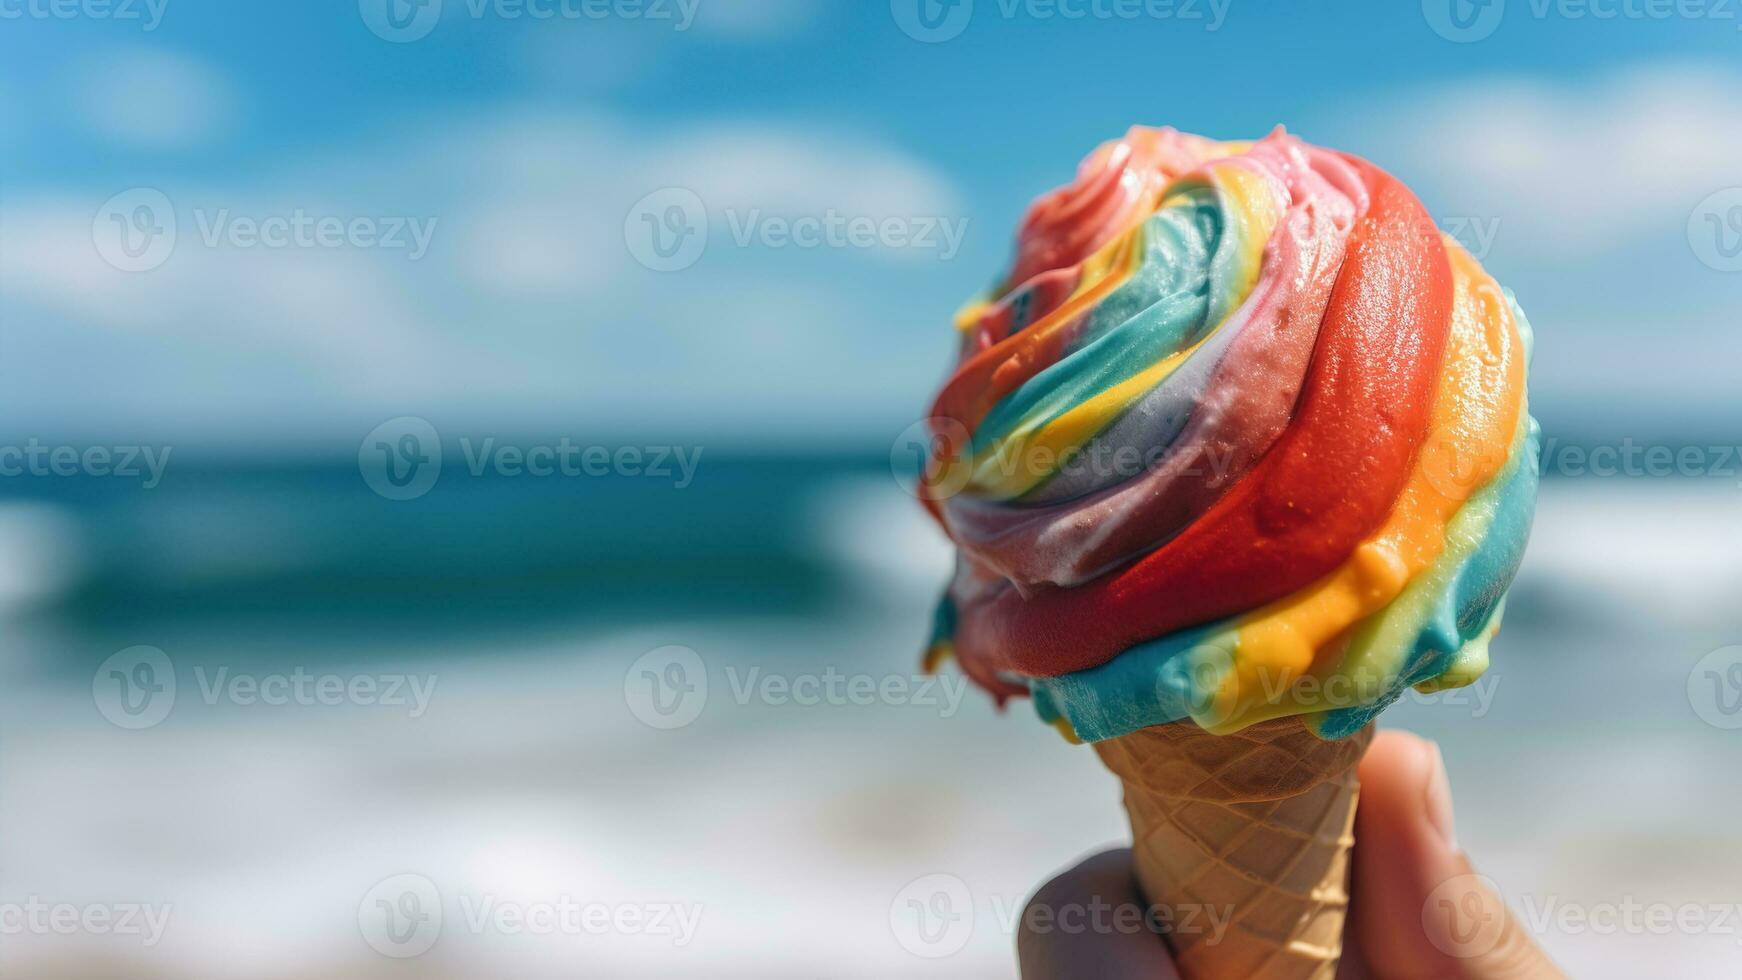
1092, 717, 1374, 979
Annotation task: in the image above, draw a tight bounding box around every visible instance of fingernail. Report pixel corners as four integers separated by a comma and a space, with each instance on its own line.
1424, 742, 1458, 853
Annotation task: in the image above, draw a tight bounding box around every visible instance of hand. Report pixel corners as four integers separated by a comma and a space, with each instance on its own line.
1017, 729, 1564, 979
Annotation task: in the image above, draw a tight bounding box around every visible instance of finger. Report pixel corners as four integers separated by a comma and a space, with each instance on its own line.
1018, 848, 1181, 980
1348, 729, 1564, 979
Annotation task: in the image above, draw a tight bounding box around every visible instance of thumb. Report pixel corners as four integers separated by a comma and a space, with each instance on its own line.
1347, 730, 1564, 979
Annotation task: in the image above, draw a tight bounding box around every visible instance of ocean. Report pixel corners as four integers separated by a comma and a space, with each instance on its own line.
2, 457, 1740, 977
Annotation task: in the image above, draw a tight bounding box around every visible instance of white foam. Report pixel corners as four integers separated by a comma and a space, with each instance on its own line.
0, 502, 85, 611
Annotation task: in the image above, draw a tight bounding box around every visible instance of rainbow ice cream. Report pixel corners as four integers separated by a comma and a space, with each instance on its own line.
920, 126, 1538, 741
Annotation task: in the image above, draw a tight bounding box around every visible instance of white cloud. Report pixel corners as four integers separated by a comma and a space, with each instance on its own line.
1, 196, 467, 394
0, 108, 960, 442
517, 0, 825, 93
73, 47, 237, 149
1312, 60, 1742, 437
644, 124, 959, 223
1354, 61, 1742, 256
522, 28, 658, 91
417, 111, 961, 293
0, 82, 16, 150
688, 0, 823, 38
460, 198, 613, 294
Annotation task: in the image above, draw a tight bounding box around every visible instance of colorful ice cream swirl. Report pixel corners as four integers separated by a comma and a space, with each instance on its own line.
920, 127, 1538, 740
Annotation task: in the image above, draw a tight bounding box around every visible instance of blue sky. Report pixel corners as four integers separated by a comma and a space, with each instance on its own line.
2, 0, 1738, 449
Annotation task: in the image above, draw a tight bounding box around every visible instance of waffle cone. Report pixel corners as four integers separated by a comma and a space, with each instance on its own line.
1092, 717, 1375, 979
